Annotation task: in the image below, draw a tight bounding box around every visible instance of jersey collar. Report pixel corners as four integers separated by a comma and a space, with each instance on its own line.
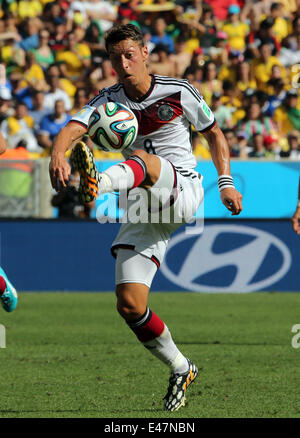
123, 74, 155, 103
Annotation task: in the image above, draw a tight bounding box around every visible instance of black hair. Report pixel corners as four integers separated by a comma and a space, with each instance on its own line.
270, 2, 282, 11
105, 24, 144, 54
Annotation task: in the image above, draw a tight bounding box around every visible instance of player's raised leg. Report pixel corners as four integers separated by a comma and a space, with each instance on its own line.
0, 267, 18, 313
115, 249, 198, 412
70, 141, 162, 202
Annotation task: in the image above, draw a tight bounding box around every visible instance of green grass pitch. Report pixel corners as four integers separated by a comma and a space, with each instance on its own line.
0, 292, 300, 418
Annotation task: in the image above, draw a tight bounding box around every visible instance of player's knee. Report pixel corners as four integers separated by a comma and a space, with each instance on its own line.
116, 286, 146, 320
131, 149, 161, 186
131, 149, 148, 163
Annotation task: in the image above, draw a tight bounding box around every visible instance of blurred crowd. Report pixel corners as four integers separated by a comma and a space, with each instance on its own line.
0, 0, 299, 161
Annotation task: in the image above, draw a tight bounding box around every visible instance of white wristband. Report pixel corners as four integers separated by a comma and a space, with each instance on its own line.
218, 174, 235, 192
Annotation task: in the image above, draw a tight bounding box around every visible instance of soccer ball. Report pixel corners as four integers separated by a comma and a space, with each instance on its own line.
87, 102, 138, 152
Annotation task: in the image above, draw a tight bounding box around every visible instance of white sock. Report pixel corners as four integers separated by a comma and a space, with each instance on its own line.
143, 325, 189, 374
99, 163, 135, 194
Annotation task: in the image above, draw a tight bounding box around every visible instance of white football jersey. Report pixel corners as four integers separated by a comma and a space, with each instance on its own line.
71, 74, 216, 169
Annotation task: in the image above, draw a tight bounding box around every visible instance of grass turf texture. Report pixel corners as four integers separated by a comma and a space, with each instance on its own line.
0, 292, 299, 418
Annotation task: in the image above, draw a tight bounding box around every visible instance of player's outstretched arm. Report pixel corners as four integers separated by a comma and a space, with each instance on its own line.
0, 131, 7, 155
291, 206, 300, 234
203, 123, 243, 216
49, 122, 87, 191
291, 177, 300, 234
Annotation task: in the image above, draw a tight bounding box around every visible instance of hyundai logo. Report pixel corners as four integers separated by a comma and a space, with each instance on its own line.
161, 225, 292, 292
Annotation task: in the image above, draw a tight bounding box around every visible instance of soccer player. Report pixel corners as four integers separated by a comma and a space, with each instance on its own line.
0, 267, 18, 312
49, 24, 243, 411
0, 131, 18, 312
291, 177, 300, 234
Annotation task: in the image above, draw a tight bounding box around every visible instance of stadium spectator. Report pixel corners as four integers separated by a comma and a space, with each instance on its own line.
191, 130, 212, 159
71, 88, 89, 116
72, 15, 88, 45
263, 78, 286, 116
43, 64, 72, 112
273, 89, 300, 134
246, 17, 280, 60
18, 17, 42, 52
0, 101, 42, 152
29, 89, 50, 133
117, 0, 139, 24
56, 31, 91, 86
0, 137, 35, 198
205, 0, 236, 21
65, 0, 89, 32
236, 130, 252, 158
30, 28, 55, 71
279, 33, 300, 67
89, 58, 118, 92
235, 60, 257, 95
288, 15, 300, 47
191, 3, 217, 55
210, 91, 233, 129
270, 2, 289, 43
222, 4, 249, 52
150, 17, 175, 54
84, 20, 106, 65
0, 0, 298, 169
223, 128, 240, 157
41, 1, 63, 34
0, 86, 14, 124
182, 47, 205, 80
183, 63, 203, 92
51, 168, 88, 219
176, 0, 202, 24
169, 36, 192, 78
149, 43, 176, 76
250, 42, 285, 91
38, 99, 71, 151
248, 133, 267, 158
238, 101, 278, 146
223, 128, 250, 158
9, 0, 42, 20
220, 80, 243, 120
201, 60, 222, 106
0, 33, 25, 75
241, 0, 273, 27
264, 134, 281, 159
85, 0, 117, 33
49, 23, 243, 413
3, 11, 20, 35
209, 31, 229, 66
20, 51, 47, 92
48, 16, 68, 53
0, 138, 31, 160
218, 50, 244, 85
280, 130, 300, 159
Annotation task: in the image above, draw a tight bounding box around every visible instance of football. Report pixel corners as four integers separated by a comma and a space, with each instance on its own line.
87, 102, 138, 152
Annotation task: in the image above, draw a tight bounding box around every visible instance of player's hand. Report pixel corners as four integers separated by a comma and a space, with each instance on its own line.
221, 187, 243, 216
49, 152, 71, 191
291, 208, 300, 234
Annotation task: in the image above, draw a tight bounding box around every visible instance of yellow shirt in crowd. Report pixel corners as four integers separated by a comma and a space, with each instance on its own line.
251, 56, 285, 90
56, 44, 91, 81
221, 22, 249, 52
9, 0, 42, 18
